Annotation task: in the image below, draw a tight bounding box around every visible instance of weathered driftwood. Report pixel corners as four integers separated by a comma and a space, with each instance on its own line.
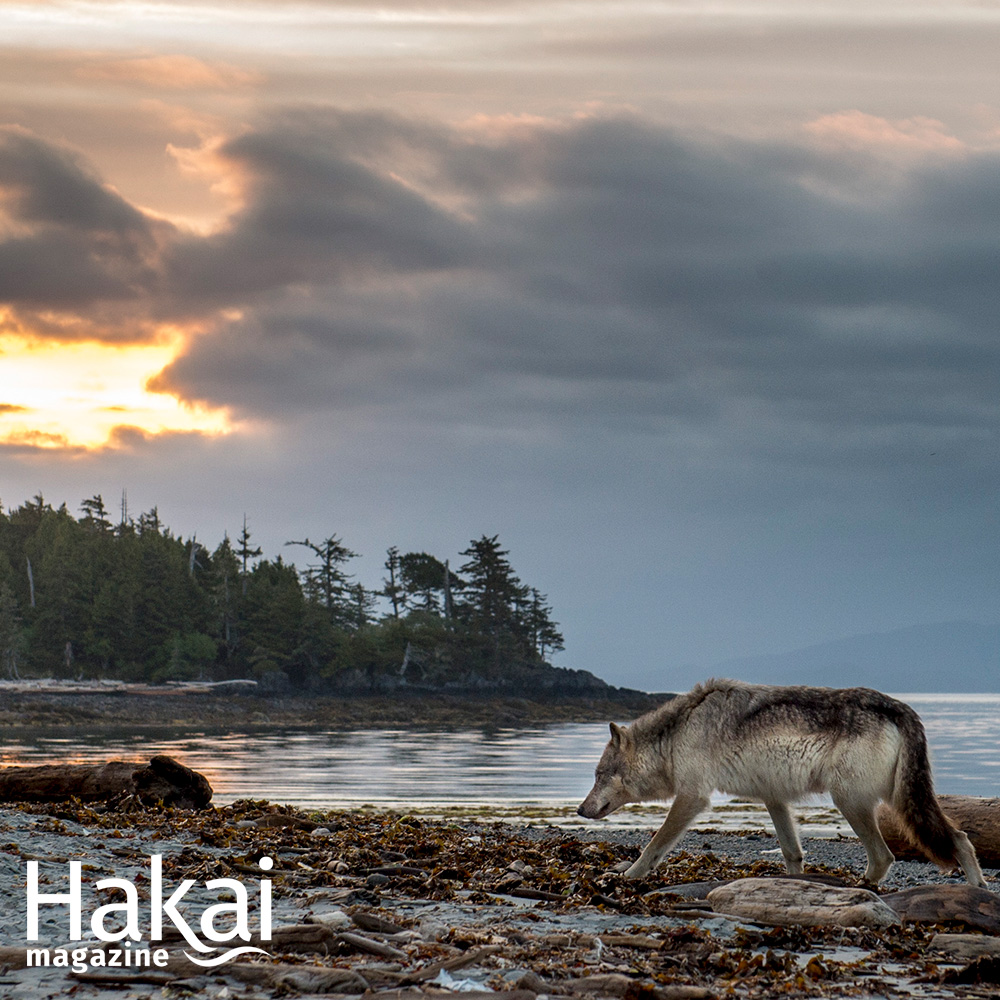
649, 872, 848, 902
394, 957, 453, 988
564, 975, 713, 999
69, 970, 176, 987
350, 910, 408, 934
0, 754, 212, 809
258, 922, 339, 954
0, 946, 28, 970
566, 973, 649, 996
878, 795, 1000, 867
597, 933, 665, 950
231, 962, 371, 993
149, 921, 398, 959
881, 885, 1000, 934
150, 951, 371, 990
254, 813, 319, 831
398, 945, 503, 986
932, 933, 1000, 961
337, 930, 408, 960
706, 877, 899, 928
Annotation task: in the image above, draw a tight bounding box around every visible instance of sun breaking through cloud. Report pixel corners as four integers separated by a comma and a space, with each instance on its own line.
0, 331, 232, 450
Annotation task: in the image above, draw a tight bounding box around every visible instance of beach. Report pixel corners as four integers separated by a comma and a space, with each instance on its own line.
1, 800, 998, 999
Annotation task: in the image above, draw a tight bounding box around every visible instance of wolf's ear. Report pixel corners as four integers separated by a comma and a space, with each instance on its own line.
609, 722, 625, 747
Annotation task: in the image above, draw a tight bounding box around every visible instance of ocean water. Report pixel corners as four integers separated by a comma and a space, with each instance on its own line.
899, 693, 1000, 797
0, 695, 996, 826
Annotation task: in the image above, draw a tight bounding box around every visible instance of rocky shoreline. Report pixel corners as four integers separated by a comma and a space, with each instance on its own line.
0, 685, 666, 730
1, 801, 998, 999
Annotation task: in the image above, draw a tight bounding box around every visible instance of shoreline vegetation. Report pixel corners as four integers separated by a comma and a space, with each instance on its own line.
0, 492, 670, 733
0, 493, 589, 698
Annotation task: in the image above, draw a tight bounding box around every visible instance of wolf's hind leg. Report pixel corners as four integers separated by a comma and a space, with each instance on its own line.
952, 829, 987, 888
765, 801, 805, 874
621, 793, 710, 879
833, 795, 895, 884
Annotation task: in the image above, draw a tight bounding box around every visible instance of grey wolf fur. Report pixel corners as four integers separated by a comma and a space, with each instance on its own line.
577, 679, 986, 886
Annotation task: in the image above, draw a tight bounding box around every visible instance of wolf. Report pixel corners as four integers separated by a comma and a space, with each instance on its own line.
577, 679, 986, 886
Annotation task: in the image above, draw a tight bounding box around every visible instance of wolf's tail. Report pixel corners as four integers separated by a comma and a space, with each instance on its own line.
891, 707, 985, 885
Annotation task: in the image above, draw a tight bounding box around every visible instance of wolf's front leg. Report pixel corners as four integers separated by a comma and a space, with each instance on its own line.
620, 793, 711, 878
764, 801, 805, 875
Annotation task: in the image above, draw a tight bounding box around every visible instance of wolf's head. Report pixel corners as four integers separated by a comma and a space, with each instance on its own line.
577, 722, 637, 820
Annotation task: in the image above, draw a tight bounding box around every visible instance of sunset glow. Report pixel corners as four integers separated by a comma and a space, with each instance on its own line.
0, 334, 231, 450
3, 0, 1000, 681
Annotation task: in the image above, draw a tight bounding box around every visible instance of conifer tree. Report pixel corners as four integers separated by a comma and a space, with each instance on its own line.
382, 546, 404, 619
350, 582, 377, 630
211, 534, 243, 668
79, 495, 112, 533
0, 494, 567, 688
0, 580, 25, 678
457, 535, 521, 636
235, 515, 263, 595
286, 535, 358, 627
526, 588, 565, 661
399, 552, 456, 614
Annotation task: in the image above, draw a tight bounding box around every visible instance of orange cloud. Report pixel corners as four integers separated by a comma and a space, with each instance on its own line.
0, 329, 233, 450
804, 111, 966, 156
78, 54, 261, 91
0, 428, 73, 450
166, 134, 250, 227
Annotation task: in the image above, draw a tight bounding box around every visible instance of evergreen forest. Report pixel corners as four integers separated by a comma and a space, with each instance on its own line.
0, 494, 565, 692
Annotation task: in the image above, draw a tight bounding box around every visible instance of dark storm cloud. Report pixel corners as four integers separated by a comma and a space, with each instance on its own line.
147, 302, 418, 408
162, 113, 474, 307
4, 110, 1000, 472
144, 111, 1000, 478
0, 126, 166, 316
0, 126, 148, 234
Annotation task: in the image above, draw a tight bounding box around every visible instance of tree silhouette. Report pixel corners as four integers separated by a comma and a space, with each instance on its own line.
0, 497, 566, 689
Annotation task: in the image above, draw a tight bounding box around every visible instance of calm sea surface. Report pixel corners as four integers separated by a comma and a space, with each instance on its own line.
1, 694, 997, 812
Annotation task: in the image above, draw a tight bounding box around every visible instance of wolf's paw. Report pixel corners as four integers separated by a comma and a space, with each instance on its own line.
608, 860, 632, 875
621, 861, 650, 879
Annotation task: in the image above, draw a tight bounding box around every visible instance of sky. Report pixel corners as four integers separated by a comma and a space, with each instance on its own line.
2, 0, 999, 692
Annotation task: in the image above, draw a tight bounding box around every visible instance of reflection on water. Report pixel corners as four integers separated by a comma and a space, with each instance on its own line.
0, 724, 609, 809
900, 693, 1000, 798
1, 695, 997, 810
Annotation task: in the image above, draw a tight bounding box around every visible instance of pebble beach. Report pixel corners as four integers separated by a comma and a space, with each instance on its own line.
1, 800, 998, 1000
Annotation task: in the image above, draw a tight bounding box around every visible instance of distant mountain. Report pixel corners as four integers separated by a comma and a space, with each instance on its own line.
710, 621, 1000, 693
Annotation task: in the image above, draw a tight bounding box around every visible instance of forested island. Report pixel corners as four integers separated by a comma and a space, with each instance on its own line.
0, 493, 632, 708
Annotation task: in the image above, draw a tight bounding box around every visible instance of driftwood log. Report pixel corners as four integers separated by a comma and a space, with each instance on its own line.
881, 885, 1000, 934
563, 974, 713, 998
932, 933, 1000, 961
878, 795, 1000, 867
76, 956, 373, 993
706, 877, 899, 928
0, 754, 212, 809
